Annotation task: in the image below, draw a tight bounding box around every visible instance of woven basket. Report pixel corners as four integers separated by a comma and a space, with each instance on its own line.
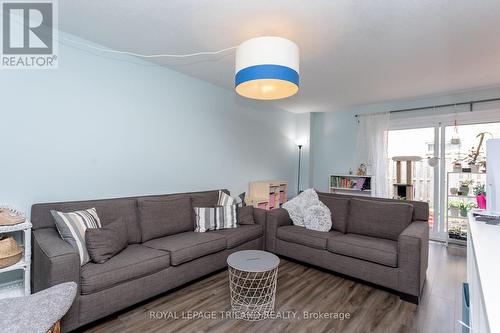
0, 235, 23, 269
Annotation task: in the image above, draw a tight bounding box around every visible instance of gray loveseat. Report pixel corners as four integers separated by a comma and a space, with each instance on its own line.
266, 192, 429, 304
31, 189, 265, 332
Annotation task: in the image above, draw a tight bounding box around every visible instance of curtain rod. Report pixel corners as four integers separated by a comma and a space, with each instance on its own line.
354, 97, 500, 118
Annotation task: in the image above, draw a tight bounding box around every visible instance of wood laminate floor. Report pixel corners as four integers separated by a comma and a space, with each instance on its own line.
81, 242, 466, 333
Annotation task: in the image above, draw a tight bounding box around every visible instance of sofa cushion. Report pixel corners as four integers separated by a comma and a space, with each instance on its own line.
276, 225, 341, 250
138, 196, 193, 242
32, 198, 141, 244
212, 224, 263, 248
347, 198, 413, 241
237, 206, 255, 225
142, 231, 226, 266
80, 244, 170, 295
327, 233, 398, 267
191, 191, 219, 207
318, 194, 350, 233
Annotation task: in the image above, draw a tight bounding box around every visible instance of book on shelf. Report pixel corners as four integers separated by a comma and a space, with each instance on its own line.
330, 175, 371, 191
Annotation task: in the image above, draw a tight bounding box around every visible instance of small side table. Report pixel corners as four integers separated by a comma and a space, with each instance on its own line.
227, 250, 280, 321
0, 220, 32, 298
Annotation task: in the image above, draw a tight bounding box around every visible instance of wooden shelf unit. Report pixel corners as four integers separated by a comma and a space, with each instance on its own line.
329, 174, 372, 197
247, 181, 288, 210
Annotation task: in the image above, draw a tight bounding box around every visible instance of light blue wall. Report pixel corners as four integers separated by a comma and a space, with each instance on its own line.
0, 33, 299, 217
311, 87, 500, 191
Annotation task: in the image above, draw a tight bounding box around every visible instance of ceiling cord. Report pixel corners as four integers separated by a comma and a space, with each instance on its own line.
8, 13, 239, 59
61, 37, 238, 58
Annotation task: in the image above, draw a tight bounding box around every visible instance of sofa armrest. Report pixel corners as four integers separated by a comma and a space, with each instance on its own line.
397, 221, 429, 297
265, 208, 292, 252
32, 228, 80, 292
32, 228, 81, 331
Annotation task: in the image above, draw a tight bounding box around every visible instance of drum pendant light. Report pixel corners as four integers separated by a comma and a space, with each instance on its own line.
235, 36, 299, 100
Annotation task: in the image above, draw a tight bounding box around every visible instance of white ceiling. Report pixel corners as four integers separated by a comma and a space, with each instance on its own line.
59, 0, 500, 113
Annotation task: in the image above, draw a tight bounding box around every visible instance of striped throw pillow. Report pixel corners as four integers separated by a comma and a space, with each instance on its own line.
218, 191, 237, 206
51, 208, 102, 266
194, 207, 219, 232
217, 205, 237, 230
194, 205, 237, 232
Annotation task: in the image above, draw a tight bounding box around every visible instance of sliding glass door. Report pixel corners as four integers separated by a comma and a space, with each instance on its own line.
387, 114, 500, 242
387, 126, 442, 240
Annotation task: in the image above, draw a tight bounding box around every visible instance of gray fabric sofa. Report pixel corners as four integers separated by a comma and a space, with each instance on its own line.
266, 192, 429, 304
31, 189, 265, 332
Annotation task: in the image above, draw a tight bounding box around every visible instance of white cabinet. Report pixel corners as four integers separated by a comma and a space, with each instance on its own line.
467, 228, 488, 333
467, 215, 500, 333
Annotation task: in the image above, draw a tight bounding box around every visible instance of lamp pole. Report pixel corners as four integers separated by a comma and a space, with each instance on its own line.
297, 144, 302, 194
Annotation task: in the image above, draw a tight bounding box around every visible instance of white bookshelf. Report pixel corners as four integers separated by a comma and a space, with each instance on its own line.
329, 174, 372, 197
0, 221, 32, 299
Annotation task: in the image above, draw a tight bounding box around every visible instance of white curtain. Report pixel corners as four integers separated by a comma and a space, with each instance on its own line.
355, 112, 390, 197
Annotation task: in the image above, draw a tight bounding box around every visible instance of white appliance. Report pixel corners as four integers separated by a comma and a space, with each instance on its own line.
486, 139, 500, 213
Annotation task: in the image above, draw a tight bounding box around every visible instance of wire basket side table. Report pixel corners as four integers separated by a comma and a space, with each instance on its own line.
227, 250, 280, 321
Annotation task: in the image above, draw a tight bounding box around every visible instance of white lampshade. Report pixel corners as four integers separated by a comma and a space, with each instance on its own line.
235, 36, 299, 100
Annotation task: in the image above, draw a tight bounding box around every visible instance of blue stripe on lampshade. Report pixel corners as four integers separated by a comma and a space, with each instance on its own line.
235, 64, 299, 87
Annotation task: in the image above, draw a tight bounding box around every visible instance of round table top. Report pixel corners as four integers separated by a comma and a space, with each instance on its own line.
227, 250, 280, 272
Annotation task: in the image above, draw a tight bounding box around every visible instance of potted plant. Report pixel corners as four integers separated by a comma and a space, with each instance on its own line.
452, 161, 462, 172
479, 160, 487, 173
458, 202, 477, 217
473, 184, 487, 209
448, 200, 461, 217
448, 225, 461, 239
459, 229, 468, 241
450, 187, 459, 195
467, 133, 490, 173
458, 179, 474, 196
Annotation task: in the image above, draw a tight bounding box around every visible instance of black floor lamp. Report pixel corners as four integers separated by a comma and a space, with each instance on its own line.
297, 144, 302, 194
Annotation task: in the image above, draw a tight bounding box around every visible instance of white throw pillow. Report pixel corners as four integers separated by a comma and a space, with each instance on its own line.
304, 203, 332, 232
283, 189, 320, 227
